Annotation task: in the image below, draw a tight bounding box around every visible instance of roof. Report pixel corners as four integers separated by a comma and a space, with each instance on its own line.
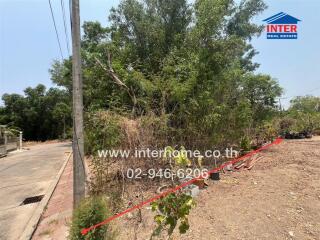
263, 12, 301, 24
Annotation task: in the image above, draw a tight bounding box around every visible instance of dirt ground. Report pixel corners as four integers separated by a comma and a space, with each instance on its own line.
116, 137, 320, 240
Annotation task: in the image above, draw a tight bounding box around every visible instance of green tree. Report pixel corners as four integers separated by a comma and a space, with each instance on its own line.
286, 96, 320, 132
0, 84, 71, 140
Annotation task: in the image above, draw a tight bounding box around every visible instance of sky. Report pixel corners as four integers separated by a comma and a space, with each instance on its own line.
0, 0, 319, 108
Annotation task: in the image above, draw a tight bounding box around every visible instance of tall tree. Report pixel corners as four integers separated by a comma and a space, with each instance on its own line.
49, 0, 282, 146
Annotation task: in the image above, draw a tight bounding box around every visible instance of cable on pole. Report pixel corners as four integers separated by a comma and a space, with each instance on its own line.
60, 0, 71, 55
69, 0, 73, 31
48, 0, 64, 61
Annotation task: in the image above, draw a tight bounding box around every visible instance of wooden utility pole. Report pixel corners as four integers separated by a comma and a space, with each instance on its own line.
71, 0, 85, 207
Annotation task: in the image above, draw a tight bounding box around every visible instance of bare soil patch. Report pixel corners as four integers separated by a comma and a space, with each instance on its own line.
114, 137, 320, 240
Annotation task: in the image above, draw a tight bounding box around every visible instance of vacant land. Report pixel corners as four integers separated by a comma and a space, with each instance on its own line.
116, 137, 320, 240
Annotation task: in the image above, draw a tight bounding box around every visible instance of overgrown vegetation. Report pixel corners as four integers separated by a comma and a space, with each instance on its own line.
1, 0, 320, 238
280, 96, 320, 134
49, 0, 283, 148
85, 111, 123, 154
1, 1, 318, 145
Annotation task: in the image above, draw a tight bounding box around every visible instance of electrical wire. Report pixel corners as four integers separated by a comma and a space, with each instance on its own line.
60, 0, 71, 55
48, 0, 64, 61
279, 86, 320, 100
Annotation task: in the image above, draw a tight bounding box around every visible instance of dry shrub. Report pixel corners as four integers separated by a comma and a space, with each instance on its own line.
86, 111, 171, 212
85, 110, 170, 154
119, 118, 140, 149
138, 113, 170, 147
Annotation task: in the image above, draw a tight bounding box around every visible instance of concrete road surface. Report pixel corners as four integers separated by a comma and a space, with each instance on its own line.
0, 142, 71, 240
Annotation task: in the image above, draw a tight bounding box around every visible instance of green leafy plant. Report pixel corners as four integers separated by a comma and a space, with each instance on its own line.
149, 147, 196, 238
69, 196, 116, 240
240, 135, 251, 152
84, 111, 123, 155
164, 146, 191, 166
151, 193, 196, 238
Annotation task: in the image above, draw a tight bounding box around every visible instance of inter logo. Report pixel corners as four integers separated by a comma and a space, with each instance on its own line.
263, 12, 301, 39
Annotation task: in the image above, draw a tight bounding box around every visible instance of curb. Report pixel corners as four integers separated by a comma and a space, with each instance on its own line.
19, 150, 73, 240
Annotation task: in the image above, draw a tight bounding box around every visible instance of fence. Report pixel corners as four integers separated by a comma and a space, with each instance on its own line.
0, 130, 22, 157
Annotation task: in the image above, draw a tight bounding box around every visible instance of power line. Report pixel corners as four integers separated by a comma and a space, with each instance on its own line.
60, 0, 71, 55
279, 86, 320, 100
308, 86, 320, 93
48, 0, 64, 61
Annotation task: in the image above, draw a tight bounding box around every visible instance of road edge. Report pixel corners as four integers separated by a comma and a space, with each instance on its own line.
19, 150, 72, 240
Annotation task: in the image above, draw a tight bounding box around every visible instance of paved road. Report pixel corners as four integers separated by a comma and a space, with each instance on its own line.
0, 142, 71, 240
